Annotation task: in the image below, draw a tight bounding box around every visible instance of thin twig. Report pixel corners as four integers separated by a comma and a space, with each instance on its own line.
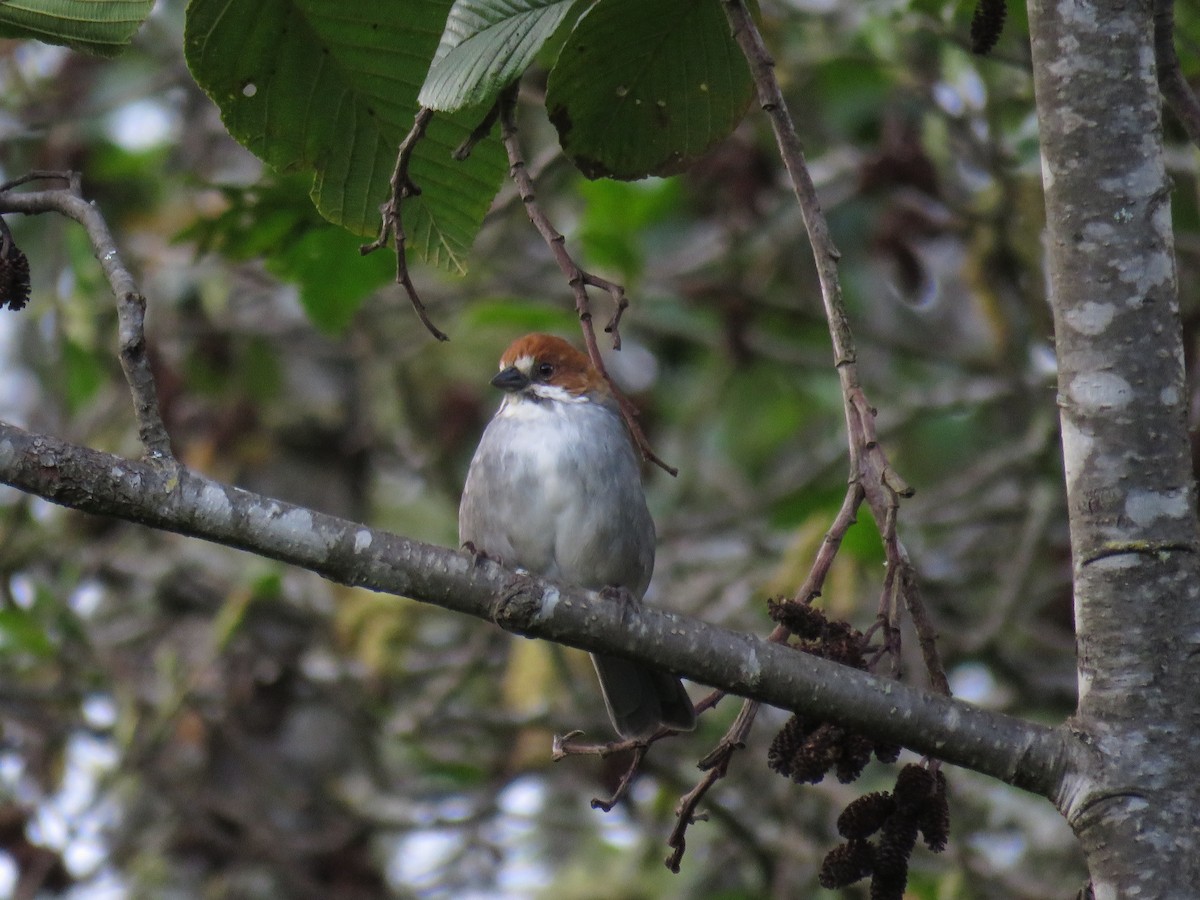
590, 745, 648, 812
453, 100, 502, 161
721, 0, 947, 702
552, 729, 643, 760
552, 687, 729, 811
0, 171, 72, 194
496, 88, 676, 475
665, 699, 758, 872
650, 33, 944, 878
360, 107, 448, 341
791, 481, 866, 605
901, 564, 951, 696
1155, 0, 1200, 147
0, 172, 173, 459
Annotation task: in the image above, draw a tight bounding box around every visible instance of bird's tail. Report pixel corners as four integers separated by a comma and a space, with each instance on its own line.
590, 653, 696, 740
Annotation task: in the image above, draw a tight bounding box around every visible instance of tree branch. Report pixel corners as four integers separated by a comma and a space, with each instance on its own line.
359, 107, 448, 342
1029, 0, 1200, 891
721, 0, 944, 687
0, 174, 173, 459
0, 420, 1069, 798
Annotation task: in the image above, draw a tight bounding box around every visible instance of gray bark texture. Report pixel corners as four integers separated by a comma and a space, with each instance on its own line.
0, 421, 1066, 792
1029, 0, 1200, 893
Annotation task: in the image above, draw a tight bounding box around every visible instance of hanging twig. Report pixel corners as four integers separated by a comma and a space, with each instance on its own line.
496, 87, 675, 475
553, 686, 729, 809
657, 2, 954, 871
665, 699, 758, 872
360, 107, 449, 341
721, 0, 933, 672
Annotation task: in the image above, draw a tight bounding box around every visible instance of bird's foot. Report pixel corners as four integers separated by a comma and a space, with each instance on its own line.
599, 585, 641, 625
462, 541, 503, 568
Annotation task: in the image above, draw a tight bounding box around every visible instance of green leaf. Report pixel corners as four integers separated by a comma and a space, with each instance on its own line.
576, 176, 683, 278
179, 176, 394, 332
0, 608, 54, 658
546, 0, 754, 180
184, 0, 507, 272
460, 297, 577, 332
267, 226, 395, 333
62, 338, 107, 412
0, 0, 154, 57
419, 0, 585, 112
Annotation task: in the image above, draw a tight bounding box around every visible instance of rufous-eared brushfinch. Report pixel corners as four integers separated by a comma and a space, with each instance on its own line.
459, 333, 696, 739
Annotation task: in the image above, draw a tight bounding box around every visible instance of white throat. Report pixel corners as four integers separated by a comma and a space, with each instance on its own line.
499, 383, 589, 414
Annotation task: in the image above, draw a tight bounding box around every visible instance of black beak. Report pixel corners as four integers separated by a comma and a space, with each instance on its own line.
491, 366, 530, 393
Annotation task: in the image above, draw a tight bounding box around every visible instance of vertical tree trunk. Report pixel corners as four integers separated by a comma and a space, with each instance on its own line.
1028, 0, 1200, 892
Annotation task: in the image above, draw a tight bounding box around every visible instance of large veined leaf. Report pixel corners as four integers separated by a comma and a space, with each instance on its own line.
419, 0, 584, 112
184, 0, 507, 272
546, 0, 754, 180
0, 0, 154, 57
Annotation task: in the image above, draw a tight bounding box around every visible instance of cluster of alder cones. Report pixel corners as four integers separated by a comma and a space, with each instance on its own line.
766, 599, 950, 899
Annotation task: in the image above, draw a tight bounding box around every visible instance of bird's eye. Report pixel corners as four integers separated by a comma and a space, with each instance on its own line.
537, 362, 554, 379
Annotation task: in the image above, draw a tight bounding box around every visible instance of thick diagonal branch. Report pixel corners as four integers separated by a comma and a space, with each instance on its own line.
0, 420, 1069, 798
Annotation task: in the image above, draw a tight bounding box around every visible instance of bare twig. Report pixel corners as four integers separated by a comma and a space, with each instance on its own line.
551, 729, 638, 760
553, 686, 738, 815
666, 699, 758, 871
791, 482, 866, 605
360, 107, 448, 341
0, 171, 173, 458
665, 570, 856, 869
495, 89, 676, 475
590, 745, 649, 812
901, 564, 951, 696
453, 100, 502, 161
0, 171, 72, 194
722, 0, 942, 692
1155, 0, 1200, 147
553, 688, 727, 762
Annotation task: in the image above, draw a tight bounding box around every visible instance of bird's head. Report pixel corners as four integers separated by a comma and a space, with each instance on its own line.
491, 333, 611, 405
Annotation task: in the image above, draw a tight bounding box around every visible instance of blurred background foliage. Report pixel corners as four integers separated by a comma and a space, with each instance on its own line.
8, 0, 1200, 896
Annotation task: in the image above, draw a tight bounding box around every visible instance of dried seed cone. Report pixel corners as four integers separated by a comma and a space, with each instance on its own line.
871, 813, 919, 900
836, 731, 875, 784
837, 791, 897, 840
767, 714, 809, 778
0, 238, 30, 311
970, 0, 1007, 55
766, 598, 827, 639
892, 763, 935, 811
789, 722, 841, 784
873, 740, 901, 764
919, 770, 950, 852
818, 839, 874, 889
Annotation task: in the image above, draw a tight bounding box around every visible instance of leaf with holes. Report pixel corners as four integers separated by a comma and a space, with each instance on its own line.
184, 0, 507, 272
546, 0, 754, 180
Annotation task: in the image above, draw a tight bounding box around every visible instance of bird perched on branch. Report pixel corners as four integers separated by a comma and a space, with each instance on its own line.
459, 333, 696, 740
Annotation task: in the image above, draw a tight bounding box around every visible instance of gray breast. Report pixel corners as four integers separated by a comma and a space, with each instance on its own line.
458, 400, 655, 596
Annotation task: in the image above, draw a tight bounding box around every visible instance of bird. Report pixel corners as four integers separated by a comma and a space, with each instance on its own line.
458, 333, 696, 740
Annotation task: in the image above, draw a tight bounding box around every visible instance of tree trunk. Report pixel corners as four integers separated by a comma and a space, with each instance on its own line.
1028, 0, 1200, 892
